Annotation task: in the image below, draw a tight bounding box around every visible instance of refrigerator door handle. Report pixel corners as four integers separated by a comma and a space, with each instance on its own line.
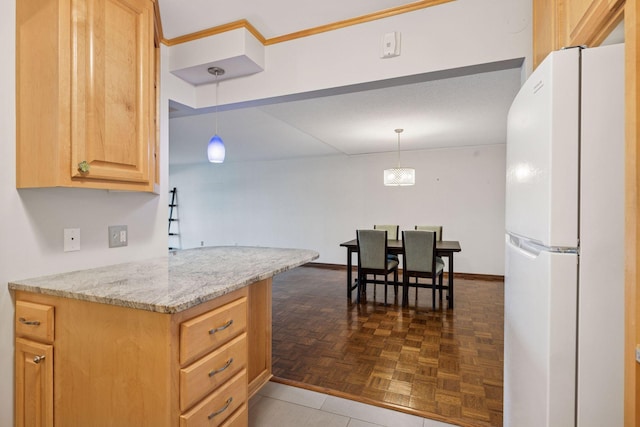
507, 232, 579, 256
507, 232, 541, 258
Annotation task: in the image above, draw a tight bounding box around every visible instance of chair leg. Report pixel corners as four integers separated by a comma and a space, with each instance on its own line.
362, 274, 368, 302
393, 270, 398, 296
439, 273, 444, 305
372, 275, 376, 300
360, 273, 369, 304
393, 271, 398, 300
384, 277, 388, 305
432, 274, 436, 310
402, 276, 408, 307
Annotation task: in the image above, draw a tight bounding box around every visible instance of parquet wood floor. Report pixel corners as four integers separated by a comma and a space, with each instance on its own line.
271, 265, 504, 427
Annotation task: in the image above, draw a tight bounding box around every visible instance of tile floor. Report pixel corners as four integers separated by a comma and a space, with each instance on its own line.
249, 381, 457, 427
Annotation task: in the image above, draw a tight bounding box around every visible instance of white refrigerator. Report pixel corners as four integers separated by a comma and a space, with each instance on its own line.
504, 44, 625, 427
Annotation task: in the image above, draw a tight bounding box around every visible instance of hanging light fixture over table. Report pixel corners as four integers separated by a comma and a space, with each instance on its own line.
207, 66, 226, 163
384, 128, 415, 186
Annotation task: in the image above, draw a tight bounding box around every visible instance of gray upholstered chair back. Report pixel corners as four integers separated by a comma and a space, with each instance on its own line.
373, 224, 399, 240
403, 230, 436, 273
357, 229, 387, 269
415, 225, 442, 242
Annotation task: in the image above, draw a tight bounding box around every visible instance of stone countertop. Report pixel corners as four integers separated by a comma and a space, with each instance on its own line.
8, 246, 319, 314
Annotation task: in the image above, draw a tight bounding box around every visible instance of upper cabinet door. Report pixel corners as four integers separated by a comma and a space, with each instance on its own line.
70, 0, 154, 183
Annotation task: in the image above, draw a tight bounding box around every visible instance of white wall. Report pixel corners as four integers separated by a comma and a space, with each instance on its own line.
169, 144, 507, 275
0, 1, 169, 424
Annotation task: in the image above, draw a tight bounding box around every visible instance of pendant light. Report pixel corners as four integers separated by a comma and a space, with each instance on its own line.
384, 128, 415, 186
207, 67, 226, 163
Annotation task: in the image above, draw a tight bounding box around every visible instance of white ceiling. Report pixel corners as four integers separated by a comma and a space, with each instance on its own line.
169, 64, 523, 164
161, 0, 524, 165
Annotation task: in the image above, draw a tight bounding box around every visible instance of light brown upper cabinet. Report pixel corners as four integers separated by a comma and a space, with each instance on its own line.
534, 0, 624, 68
16, 0, 157, 192
565, 0, 624, 44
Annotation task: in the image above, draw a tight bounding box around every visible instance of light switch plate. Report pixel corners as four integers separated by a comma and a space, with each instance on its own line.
64, 228, 80, 252
108, 225, 128, 248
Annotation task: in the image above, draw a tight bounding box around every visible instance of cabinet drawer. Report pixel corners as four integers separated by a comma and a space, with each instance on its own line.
179, 369, 247, 427
220, 403, 247, 427
180, 333, 247, 411
15, 301, 54, 343
180, 297, 247, 365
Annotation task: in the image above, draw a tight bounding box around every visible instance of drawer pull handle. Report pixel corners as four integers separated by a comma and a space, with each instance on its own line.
209, 319, 233, 335
208, 358, 234, 377
207, 397, 232, 420
19, 317, 41, 326
33, 355, 46, 364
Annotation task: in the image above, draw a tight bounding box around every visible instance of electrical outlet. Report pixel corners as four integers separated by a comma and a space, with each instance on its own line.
64, 228, 81, 252
108, 225, 128, 248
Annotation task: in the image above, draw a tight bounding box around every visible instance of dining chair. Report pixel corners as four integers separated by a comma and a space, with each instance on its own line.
415, 225, 444, 263
357, 229, 399, 305
373, 224, 399, 240
402, 230, 445, 309
373, 225, 400, 281
414, 225, 443, 241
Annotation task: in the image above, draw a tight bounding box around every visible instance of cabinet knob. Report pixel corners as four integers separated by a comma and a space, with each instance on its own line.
33, 355, 46, 364
78, 161, 90, 173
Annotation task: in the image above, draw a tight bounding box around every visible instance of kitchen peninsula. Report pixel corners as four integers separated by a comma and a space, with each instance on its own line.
9, 246, 318, 427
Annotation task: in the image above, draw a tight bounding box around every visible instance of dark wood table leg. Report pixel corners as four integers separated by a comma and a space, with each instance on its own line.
448, 253, 454, 309
347, 248, 353, 300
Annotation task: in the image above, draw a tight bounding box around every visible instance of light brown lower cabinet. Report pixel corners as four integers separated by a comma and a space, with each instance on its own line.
13, 278, 273, 426
247, 278, 272, 397
15, 338, 53, 427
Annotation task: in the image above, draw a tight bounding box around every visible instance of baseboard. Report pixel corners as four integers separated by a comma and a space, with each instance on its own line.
303, 261, 504, 282
454, 272, 504, 282
303, 262, 345, 271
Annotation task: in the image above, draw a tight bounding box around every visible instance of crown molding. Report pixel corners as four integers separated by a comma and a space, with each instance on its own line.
157, 0, 454, 47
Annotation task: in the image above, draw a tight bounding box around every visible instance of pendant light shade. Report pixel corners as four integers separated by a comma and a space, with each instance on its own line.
207, 66, 225, 163
383, 167, 415, 186
384, 129, 415, 186
208, 135, 225, 163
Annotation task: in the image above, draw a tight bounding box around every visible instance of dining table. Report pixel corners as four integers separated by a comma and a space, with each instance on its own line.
339, 238, 462, 308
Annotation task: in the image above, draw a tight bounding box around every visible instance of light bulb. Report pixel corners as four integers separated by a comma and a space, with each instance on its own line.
207, 135, 225, 163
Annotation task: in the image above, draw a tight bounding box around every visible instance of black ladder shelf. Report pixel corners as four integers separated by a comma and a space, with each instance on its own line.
168, 187, 180, 250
